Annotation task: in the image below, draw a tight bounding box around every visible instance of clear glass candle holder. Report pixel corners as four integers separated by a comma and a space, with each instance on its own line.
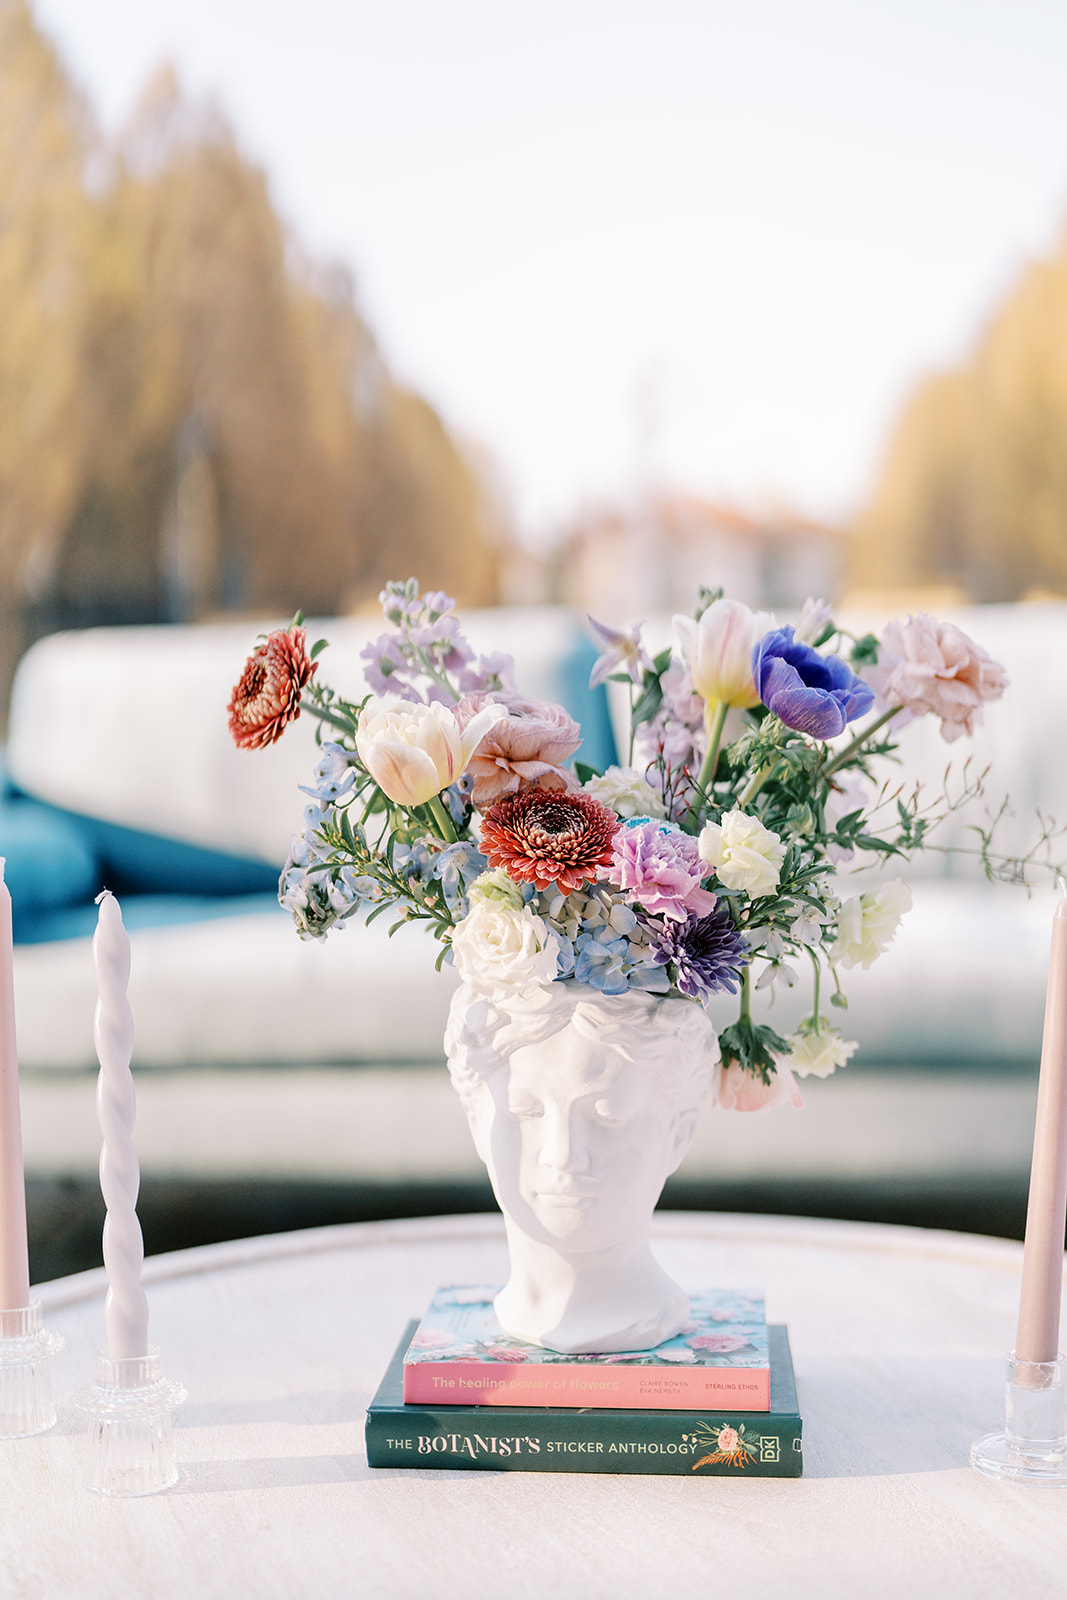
0, 1301, 65, 1439
79, 1347, 186, 1496
971, 1352, 1067, 1484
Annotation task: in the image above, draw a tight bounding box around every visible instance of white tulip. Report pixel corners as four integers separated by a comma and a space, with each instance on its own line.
673, 598, 775, 710
356, 695, 506, 808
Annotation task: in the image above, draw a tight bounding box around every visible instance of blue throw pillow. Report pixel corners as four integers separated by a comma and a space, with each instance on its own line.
0, 800, 99, 919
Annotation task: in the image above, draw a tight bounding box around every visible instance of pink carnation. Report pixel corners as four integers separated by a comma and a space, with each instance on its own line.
605, 820, 717, 922
870, 614, 1008, 743
457, 691, 582, 807
484, 1346, 529, 1362
717, 1055, 805, 1113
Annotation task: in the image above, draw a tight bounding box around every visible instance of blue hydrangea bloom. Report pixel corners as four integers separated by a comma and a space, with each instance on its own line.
574, 927, 633, 994
752, 626, 874, 739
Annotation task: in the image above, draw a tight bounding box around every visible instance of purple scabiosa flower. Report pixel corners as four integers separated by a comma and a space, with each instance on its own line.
606, 818, 717, 922
752, 626, 874, 739
642, 904, 750, 1001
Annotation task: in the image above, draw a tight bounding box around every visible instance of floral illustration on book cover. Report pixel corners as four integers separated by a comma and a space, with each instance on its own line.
405, 1285, 768, 1369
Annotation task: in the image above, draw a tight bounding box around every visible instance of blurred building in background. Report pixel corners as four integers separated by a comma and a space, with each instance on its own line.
0, 3, 503, 709
530, 493, 843, 622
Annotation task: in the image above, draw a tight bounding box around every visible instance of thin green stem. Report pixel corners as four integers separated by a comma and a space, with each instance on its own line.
427, 793, 459, 844
822, 707, 901, 780
683, 700, 729, 832
306, 701, 358, 737
807, 945, 822, 1031
739, 965, 752, 1025
412, 645, 461, 701
737, 760, 777, 809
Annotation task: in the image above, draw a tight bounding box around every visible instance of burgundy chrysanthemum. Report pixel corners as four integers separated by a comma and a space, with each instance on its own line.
480, 789, 619, 895
227, 625, 317, 750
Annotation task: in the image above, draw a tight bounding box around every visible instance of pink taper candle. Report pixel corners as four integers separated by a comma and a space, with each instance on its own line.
1015, 893, 1067, 1364
92, 891, 149, 1362
0, 860, 30, 1311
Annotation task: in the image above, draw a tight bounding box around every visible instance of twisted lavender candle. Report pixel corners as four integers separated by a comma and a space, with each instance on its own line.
92, 891, 149, 1362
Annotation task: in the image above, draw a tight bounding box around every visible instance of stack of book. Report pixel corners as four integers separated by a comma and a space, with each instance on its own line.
366, 1285, 802, 1477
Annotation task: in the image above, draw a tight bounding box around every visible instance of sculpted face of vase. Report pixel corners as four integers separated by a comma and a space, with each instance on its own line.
446, 980, 720, 1351
475, 1020, 693, 1255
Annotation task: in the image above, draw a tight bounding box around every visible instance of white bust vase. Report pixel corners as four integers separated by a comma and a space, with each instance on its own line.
444, 979, 722, 1354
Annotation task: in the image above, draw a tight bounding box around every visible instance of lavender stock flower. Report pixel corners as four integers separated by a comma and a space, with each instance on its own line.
752, 626, 874, 739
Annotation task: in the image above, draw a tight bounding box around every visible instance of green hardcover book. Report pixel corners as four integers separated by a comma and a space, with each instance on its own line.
366, 1321, 802, 1477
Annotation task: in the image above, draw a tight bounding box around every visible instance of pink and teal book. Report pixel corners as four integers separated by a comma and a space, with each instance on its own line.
402, 1285, 770, 1411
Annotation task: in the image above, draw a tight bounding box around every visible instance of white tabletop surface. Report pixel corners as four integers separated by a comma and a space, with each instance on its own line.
2, 1212, 1064, 1600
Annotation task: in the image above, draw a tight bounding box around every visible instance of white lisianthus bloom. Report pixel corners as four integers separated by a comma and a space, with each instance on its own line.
786, 1024, 859, 1079
356, 694, 506, 808
830, 879, 913, 970
582, 765, 666, 819
698, 809, 786, 897
450, 902, 560, 992
467, 869, 525, 910
673, 598, 775, 710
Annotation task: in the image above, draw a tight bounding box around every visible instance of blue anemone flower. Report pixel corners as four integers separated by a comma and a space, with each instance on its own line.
752, 627, 874, 739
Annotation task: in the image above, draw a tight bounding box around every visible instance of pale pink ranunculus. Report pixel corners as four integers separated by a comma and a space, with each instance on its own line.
457, 691, 582, 807
717, 1426, 741, 1453
871, 614, 1008, 743
716, 1054, 805, 1112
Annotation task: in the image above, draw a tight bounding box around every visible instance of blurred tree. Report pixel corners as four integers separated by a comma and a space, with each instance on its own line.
0, 5, 499, 691
0, 0, 93, 618
851, 234, 1067, 602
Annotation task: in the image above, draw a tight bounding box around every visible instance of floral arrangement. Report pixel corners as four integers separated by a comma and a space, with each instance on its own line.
228, 580, 1015, 1109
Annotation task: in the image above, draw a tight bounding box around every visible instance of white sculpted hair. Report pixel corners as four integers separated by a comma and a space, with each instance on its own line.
444, 979, 721, 1119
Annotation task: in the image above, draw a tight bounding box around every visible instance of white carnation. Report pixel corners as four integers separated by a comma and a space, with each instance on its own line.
450, 902, 560, 993
698, 809, 785, 898
830, 878, 912, 970
582, 766, 666, 820
786, 1025, 859, 1079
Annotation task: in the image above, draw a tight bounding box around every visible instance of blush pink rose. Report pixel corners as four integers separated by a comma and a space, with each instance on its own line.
717, 1054, 805, 1112
869, 614, 1008, 743
457, 691, 582, 807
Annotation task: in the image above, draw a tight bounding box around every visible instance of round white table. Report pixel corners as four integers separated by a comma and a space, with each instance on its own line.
2, 1213, 1063, 1599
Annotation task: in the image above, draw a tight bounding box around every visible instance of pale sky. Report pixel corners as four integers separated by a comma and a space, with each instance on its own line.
31, 0, 1067, 540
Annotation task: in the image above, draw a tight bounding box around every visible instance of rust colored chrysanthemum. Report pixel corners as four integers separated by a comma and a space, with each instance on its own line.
227, 625, 317, 750
480, 789, 619, 895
